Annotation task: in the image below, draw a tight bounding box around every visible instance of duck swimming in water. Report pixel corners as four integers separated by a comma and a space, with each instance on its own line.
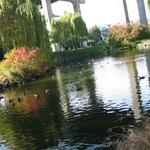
139, 76, 145, 80
23, 89, 30, 95
18, 97, 23, 102
33, 94, 40, 98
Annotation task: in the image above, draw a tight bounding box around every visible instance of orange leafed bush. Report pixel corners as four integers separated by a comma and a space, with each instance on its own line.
4, 47, 38, 64
0, 47, 52, 83
108, 23, 150, 48
109, 24, 141, 41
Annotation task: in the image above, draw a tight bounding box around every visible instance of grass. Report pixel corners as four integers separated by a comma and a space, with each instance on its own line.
53, 44, 126, 65
117, 118, 150, 150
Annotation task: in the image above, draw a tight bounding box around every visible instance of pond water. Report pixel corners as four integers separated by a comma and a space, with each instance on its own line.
1, 51, 150, 149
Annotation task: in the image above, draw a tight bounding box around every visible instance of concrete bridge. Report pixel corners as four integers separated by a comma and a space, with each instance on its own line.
39, 0, 85, 29
123, 0, 149, 25
39, 0, 149, 29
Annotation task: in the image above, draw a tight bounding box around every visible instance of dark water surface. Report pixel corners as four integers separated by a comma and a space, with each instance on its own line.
1, 52, 150, 149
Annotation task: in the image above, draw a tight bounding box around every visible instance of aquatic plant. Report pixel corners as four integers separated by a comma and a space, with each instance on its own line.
117, 118, 150, 150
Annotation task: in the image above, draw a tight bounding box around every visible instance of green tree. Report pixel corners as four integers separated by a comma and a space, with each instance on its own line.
50, 12, 88, 50
0, 0, 50, 50
88, 25, 102, 44
71, 13, 88, 49
148, 0, 150, 10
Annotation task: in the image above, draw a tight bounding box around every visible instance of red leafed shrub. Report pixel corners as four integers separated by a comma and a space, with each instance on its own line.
0, 47, 52, 83
4, 47, 38, 64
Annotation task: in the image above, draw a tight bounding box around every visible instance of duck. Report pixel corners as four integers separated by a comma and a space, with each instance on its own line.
8, 99, 14, 103
23, 89, 30, 95
12, 103, 15, 107
139, 76, 145, 80
45, 89, 50, 93
33, 94, 40, 98
0, 98, 6, 105
8, 99, 15, 106
76, 86, 82, 91
18, 96, 23, 102
0, 95, 4, 100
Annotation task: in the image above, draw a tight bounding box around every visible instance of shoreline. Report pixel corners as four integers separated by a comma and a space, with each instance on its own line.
0, 43, 147, 91
0, 68, 55, 92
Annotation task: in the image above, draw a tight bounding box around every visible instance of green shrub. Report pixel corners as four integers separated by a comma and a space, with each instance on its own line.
0, 0, 50, 50
53, 45, 106, 64
0, 47, 52, 84
88, 25, 102, 44
50, 12, 88, 50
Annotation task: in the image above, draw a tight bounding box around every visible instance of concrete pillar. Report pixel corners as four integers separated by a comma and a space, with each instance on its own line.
72, 0, 81, 13
144, 0, 150, 24
123, 0, 130, 23
136, 0, 148, 25
41, 0, 53, 29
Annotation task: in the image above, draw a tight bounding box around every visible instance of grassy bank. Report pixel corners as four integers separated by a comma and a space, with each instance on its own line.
0, 42, 140, 89
53, 44, 126, 65
53, 23, 150, 65
0, 48, 54, 90
117, 118, 150, 150
0, 44, 129, 89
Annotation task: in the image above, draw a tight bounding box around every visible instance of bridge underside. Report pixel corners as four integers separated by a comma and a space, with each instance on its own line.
51, 0, 58, 3
40, 0, 84, 30
123, 0, 148, 25
36, 0, 57, 5
36, 0, 84, 5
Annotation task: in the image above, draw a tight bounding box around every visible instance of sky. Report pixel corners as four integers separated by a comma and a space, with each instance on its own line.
52, 0, 150, 28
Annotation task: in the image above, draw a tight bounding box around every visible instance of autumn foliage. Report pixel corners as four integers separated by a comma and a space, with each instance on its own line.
107, 23, 150, 48
0, 48, 52, 83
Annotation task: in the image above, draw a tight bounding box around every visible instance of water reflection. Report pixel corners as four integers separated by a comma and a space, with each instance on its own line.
61, 60, 133, 144
125, 55, 143, 121
143, 52, 150, 112
56, 67, 69, 118
0, 53, 150, 149
0, 78, 62, 149
93, 57, 132, 110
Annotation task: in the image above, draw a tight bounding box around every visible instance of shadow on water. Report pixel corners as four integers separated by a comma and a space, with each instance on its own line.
0, 78, 63, 150
1, 52, 150, 149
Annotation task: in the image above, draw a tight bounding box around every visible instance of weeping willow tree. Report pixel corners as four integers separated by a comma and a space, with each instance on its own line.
0, 0, 50, 50
71, 13, 88, 49
50, 12, 88, 50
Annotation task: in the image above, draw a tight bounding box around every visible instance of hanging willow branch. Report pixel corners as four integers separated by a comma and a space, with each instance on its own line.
0, 0, 50, 50
50, 12, 88, 50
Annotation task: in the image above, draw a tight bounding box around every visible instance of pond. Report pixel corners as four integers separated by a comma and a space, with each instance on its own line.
0, 51, 150, 149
